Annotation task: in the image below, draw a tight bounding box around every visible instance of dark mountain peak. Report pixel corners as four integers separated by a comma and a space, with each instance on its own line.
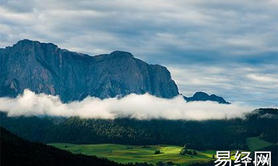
11, 39, 36, 49
14, 39, 58, 49
16, 39, 37, 44
94, 51, 134, 61
110, 50, 133, 58
15, 39, 35, 45
184, 91, 230, 104
10, 39, 59, 57
7, 39, 93, 61
192, 91, 210, 98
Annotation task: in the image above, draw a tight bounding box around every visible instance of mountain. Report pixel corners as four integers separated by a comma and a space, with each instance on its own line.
0, 39, 178, 102
0, 127, 130, 166
0, 39, 229, 104
184, 92, 230, 104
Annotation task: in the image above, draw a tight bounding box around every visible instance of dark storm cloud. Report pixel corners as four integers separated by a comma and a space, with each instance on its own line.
0, 0, 277, 106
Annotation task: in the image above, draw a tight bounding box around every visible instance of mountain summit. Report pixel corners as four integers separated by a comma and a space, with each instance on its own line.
0, 39, 179, 102
184, 92, 230, 104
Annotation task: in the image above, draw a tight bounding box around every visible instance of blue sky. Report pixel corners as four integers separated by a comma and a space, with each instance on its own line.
0, 0, 277, 107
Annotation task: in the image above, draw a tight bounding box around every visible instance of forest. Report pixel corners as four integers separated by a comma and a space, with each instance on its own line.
0, 108, 277, 150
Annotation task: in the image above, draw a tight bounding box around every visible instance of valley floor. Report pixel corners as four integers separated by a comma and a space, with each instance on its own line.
49, 136, 276, 165
49, 143, 215, 165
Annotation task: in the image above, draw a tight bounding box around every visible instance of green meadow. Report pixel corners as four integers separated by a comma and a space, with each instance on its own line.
246, 137, 273, 151
49, 137, 275, 165
49, 143, 215, 165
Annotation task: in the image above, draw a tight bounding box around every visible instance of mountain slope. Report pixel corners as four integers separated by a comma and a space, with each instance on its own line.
1, 109, 277, 150
0, 39, 178, 102
0, 127, 128, 166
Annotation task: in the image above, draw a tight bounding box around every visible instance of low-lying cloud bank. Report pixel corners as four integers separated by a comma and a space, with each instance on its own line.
0, 89, 254, 120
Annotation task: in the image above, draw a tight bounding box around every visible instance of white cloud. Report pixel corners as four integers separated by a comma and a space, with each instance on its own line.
0, 0, 278, 56
246, 74, 278, 83
0, 89, 253, 120
0, 0, 277, 106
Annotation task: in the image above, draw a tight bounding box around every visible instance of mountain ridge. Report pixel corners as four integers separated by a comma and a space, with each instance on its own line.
0, 39, 229, 104
0, 39, 179, 102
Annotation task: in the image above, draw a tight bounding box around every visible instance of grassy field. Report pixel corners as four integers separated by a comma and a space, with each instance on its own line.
49, 143, 215, 165
246, 137, 273, 151
49, 137, 275, 165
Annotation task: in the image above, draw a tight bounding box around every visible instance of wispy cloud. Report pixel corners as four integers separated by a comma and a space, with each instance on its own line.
246, 74, 278, 83
0, 0, 278, 59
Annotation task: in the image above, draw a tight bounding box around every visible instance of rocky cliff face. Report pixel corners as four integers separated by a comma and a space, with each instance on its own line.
0, 39, 179, 102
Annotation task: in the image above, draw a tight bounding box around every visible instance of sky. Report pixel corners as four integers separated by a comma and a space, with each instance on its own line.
0, 0, 277, 107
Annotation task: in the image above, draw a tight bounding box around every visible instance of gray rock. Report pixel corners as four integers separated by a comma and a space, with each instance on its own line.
0, 39, 179, 102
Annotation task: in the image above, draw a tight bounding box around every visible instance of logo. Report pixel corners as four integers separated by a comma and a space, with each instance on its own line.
214, 151, 271, 166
